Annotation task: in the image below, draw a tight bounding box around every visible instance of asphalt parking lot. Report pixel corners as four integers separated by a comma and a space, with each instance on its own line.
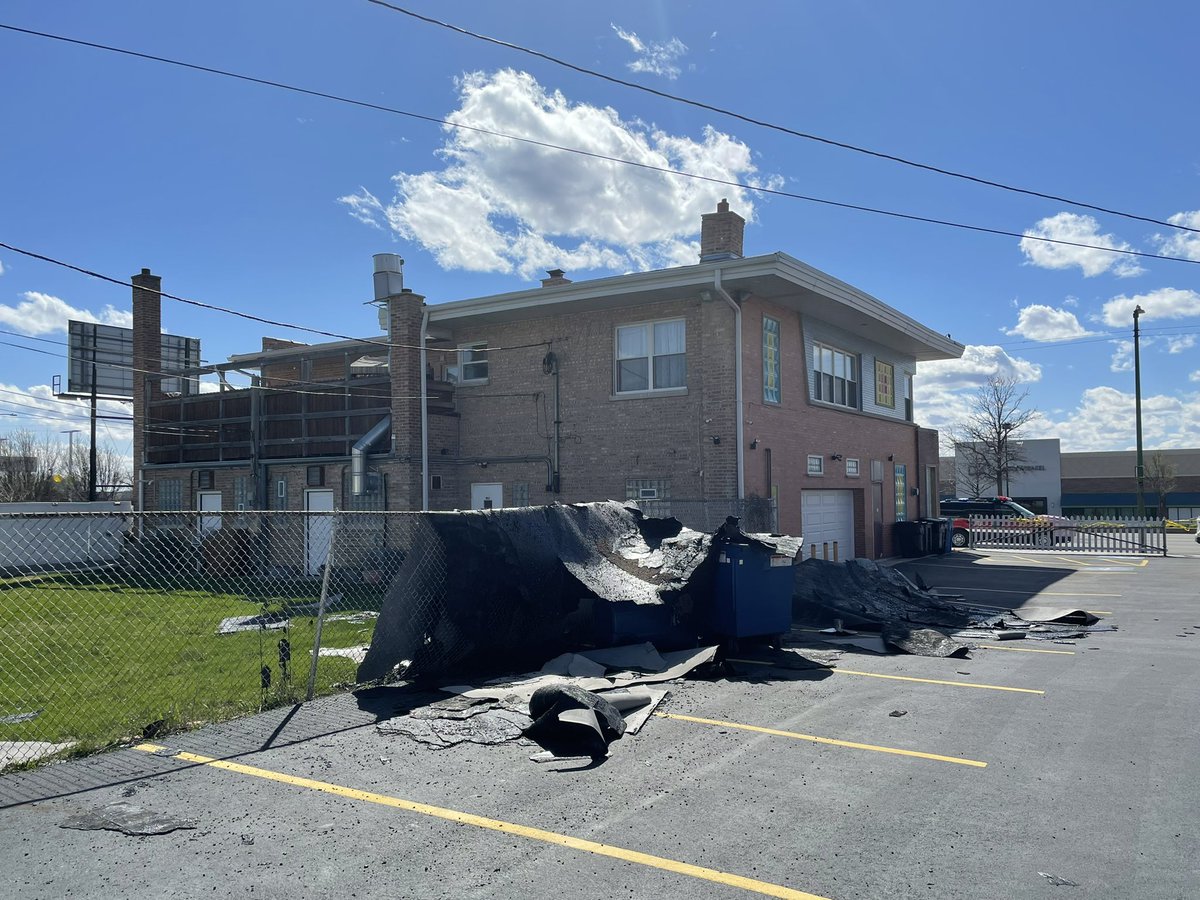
2, 537, 1198, 899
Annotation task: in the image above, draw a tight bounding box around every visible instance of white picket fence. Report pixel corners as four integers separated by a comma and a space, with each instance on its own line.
967, 515, 1167, 555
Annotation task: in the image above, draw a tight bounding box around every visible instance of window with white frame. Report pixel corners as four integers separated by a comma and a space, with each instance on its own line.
807, 455, 824, 476
615, 319, 686, 393
457, 342, 489, 383
846, 458, 860, 477
903, 372, 913, 421
812, 344, 858, 408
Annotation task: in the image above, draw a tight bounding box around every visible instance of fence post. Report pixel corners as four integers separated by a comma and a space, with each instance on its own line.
305, 512, 339, 702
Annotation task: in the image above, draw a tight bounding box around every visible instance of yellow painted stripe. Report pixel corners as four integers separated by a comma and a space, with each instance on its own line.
938, 587, 1121, 597
1053, 555, 1094, 566
653, 713, 986, 768
131, 744, 828, 900
833, 669, 1044, 694
977, 644, 1075, 655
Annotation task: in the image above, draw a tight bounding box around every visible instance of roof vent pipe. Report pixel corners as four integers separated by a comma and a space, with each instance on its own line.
372, 253, 404, 301
351, 415, 392, 496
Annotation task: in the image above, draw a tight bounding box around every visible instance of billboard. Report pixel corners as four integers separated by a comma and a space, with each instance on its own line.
67, 321, 201, 399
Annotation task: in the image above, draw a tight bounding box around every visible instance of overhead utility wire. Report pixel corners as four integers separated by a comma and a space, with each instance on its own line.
0, 240, 551, 354
0, 334, 442, 406
366, 0, 1200, 238
1, 26, 1197, 269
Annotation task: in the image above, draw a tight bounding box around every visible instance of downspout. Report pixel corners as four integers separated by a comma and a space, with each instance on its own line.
713, 268, 745, 500
351, 415, 392, 496
420, 308, 430, 510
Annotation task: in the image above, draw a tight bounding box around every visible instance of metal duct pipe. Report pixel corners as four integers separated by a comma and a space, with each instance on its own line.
351, 415, 391, 496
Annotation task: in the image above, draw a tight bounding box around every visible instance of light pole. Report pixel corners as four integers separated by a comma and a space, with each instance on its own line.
61, 429, 81, 500
1133, 305, 1146, 518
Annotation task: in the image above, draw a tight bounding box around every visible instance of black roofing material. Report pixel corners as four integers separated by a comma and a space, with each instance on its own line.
60, 802, 197, 836
523, 684, 627, 759
356, 502, 732, 682
792, 558, 982, 630
881, 624, 970, 659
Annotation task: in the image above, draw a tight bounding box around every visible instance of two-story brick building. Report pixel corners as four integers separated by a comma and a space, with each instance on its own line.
133, 201, 963, 563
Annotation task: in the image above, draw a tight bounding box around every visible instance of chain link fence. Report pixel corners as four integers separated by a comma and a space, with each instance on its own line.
633, 497, 778, 534
0, 510, 446, 772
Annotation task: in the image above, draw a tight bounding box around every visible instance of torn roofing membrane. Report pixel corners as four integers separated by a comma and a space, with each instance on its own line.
357, 502, 764, 682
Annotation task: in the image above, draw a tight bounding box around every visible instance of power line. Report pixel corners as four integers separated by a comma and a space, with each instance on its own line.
0, 239, 555, 352
2, 26, 1198, 269
365, 1, 1200, 238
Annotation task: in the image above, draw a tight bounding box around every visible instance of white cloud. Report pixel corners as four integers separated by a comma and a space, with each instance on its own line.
1154, 210, 1200, 261
1190, 370, 1200, 382
1063, 295, 1079, 307
915, 345, 1042, 432
1168, 334, 1196, 354
342, 69, 774, 279
0, 291, 132, 336
1109, 338, 1135, 372
1005, 304, 1096, 342
1101, 287, 1200, 327
1035, 386, 1200, 451
337, 188, 386, 230
1019, 212, 1144, 277
0, 382, 132, 442
611, 25, 688, 80
0, 260, 5, 275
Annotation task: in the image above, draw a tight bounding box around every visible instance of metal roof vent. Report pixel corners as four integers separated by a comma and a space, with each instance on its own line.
372, 253, 404, 301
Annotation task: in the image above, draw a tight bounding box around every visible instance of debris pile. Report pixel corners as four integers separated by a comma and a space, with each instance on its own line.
792, 557, 1109, 657
357, 502, 732, 682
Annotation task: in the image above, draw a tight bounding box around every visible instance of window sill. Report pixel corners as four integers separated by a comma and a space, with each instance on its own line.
455, 379, 489, 387
611, 387, 688, 400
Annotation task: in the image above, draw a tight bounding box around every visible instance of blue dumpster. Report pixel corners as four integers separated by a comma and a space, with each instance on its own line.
711, 542, 794, 642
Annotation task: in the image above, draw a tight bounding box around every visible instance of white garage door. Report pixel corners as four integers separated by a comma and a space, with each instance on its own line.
801, 490, 854, 561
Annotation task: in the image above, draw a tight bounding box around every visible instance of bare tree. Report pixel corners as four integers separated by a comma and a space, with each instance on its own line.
1146, 451, 1177, 520
0, 430, 131, 502
952, 375, 1038, 497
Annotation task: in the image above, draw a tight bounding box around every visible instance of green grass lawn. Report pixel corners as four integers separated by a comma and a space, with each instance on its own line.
0, 571, 382, 765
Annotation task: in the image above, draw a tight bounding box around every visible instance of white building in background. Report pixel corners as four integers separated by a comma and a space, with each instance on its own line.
942, 439, 1200, 520
950, 438, 1062, 515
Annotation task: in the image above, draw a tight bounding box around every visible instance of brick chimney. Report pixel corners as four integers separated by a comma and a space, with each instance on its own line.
700, 198, 745, 261
131, 268, 161, 506
387, 287, 425, 510
540, 268, 572, 288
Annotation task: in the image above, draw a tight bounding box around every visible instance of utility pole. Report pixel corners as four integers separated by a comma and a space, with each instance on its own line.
1133, 305, 1146, 517
88, 360, 98, 501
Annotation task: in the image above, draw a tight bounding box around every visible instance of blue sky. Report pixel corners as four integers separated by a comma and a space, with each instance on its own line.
1, 0, 1198, 461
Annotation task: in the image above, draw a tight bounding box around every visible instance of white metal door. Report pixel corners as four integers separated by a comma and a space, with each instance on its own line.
197, 491, 222, 535
801, 490, 854, 561
470, 483, 503, 509
305, 489, 335, 576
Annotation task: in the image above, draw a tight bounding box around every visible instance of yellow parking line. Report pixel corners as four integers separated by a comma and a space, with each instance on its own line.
833, 669, 1044, 694
132, 744, 828, 900
653, 713, 986, 768
1053, 556, 1094, 566
938, 587, 1121, 597
1095, 558, 1149, 567
977, 644, 1075, 655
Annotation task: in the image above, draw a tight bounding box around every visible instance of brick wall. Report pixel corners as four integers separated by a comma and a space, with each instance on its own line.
740, 295, 927, 557
430, 292, 738, 511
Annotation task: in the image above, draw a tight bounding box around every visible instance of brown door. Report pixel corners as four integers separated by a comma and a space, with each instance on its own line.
871, 482, 884, 558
